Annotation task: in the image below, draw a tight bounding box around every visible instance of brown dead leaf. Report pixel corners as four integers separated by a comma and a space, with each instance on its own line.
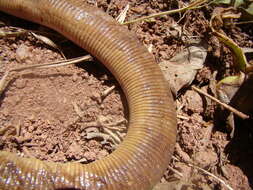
159, 46, 207, 95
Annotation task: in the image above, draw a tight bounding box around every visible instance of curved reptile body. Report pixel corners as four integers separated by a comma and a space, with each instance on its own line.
0, 0, 177, 190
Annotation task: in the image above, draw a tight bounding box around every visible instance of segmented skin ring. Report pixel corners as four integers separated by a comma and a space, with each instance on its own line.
0, 1, 177, 189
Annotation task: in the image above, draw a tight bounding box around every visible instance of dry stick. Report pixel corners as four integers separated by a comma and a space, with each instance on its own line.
104, 118, 126, 127
31, 32, 66, 59
103, 128, 121, 144
101, 85, 115, 99
74, 158, 87, 163
167, 165, 184, 178
0, 55, 92, 95
106, 0, 115, 13
192, 86, 249, 120
0, 29, 27, 38
22, 143, 38, 147
171, 156, 234, 190
72, 101, 84, 118
15, 121, 21, 136
177, 114, 189, 120
0, 125, 13, 135
23, 147, 35, 158
0, 71, 9, 95
235, 20, 253, 25
122, 0, 208, 25
116, 4, 129, 24
9, 55, 92, 72
187, 163, 234, 190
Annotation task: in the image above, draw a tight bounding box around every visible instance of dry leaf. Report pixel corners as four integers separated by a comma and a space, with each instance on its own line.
116, 4, 129, 24
159, 46, 207, 94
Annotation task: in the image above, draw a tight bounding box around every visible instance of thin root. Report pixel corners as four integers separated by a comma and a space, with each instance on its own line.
192, 86, 249, 120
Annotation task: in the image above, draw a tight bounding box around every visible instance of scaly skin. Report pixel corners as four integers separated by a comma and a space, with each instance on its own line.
0, 0, 177, 190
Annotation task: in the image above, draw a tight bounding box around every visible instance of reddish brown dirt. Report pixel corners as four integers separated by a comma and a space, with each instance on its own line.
1, 0, 253, 190
0, 18, 127, 163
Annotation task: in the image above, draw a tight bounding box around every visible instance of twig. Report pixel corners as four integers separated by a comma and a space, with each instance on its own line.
167, 165, 184, 178
86, 132, 111, 144
106, 0, 115, 13
0, 55, 92, 95
101, 85, 116, 99
30, 32, 66, 59
103, 128, 121, 144
123, 0, 208, 25
0, 125, 13, 135
187, 163, 234, 190
0, 28, 27, 38
9, 55, 92, 72
104, 118, 127, 127
192, 86, 249, 120
177, 114, 189, 120
23, 147, 35, 158
172, 155, 180, 162
74, 157, 87, 163
235, 20, 253, 25
116, 4, 129, 24
0, 71, 10, 95
72, 101, 84, 118
82, 121, 100, 129
172, 156, 234, 190
22, 143, 38, 147
15, 121, 21, 136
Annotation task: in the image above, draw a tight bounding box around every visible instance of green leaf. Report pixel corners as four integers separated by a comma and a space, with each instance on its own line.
234, 0, 245, 8
245, 2, 253, 16
217, 75, 243, 87
214, 0, 231, 4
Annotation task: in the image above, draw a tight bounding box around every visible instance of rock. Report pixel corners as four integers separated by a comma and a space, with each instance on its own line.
16, 44, 31, 62
184, 90, 204, 114
193, 149, 218, 168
